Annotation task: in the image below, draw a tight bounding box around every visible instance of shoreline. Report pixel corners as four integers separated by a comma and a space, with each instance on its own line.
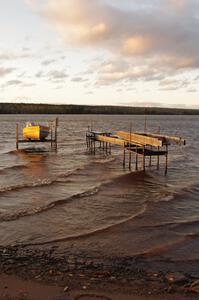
0, 245, 198, 300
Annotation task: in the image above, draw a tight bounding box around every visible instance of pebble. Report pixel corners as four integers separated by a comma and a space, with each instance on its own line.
64, 286, 69, 292
165, 272, 187, 284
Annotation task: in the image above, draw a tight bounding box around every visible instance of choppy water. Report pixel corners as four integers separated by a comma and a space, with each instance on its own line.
0, 115, 198, 262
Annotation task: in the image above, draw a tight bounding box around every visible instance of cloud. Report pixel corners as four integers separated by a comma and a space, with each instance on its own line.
35, 71, 44, 78
94, 58, 165, 85
159, 78, 190, 90
123, 36, 153, 56
27, 0, 199, 86
1, 79, 36, 89
47, 70, 68, 82
0, 51, 31, 61
0, 67, 15, 77
41, 59, 55, 66
33, 0, 199, 61
187, 88, 197, 93
71, 76, 88, 82
6, 80, 22, 86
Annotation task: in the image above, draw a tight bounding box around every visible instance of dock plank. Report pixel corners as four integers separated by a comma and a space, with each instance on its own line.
117, 131, 163, 147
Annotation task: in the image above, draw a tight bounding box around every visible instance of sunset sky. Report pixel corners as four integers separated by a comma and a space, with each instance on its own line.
0, 0, 199, 108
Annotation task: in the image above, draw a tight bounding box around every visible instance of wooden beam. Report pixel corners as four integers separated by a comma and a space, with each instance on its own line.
95, 134, 125, 146
117, 131, 163, 147
136, 132, 186, 146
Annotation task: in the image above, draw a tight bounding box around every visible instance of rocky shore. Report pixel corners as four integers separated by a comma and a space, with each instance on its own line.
0, 245, 198, 299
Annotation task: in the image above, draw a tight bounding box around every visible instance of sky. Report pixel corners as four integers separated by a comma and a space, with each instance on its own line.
0, 0, 199, 108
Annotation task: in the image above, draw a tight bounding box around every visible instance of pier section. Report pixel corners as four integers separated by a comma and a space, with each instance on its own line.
86, 129, 186, 175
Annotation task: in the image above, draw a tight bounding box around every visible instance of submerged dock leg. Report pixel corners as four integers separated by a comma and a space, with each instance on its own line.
51, 126, 53, 150
135, 146, 138, 171
94, 139, 96, 155
54, 118, 58, 151
149, 146, 152, 167
157, 147, 160, 170
128, 146, 132, 170
16, 124, 18, 150
123, 144, 126, 168
142, 145, 145, 171
109, 143, 111, 155
165, 145, 168, 176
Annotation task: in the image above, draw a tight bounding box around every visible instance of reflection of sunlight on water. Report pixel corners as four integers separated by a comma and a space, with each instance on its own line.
17, 149, 48, 178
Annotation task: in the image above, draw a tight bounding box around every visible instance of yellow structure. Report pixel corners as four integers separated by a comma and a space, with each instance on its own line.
23, 123, 50, 141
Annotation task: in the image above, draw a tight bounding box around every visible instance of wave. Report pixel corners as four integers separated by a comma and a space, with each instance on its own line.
138, 218, 199, 231
93, 157, 116, 164
0, 164, 29, 174
17, 207, 146, 247
0, 165, 86, 195
141, 231, 199, 259
0, 187, 99, 222
0, 178, 58, 194
6, 148, 47, 155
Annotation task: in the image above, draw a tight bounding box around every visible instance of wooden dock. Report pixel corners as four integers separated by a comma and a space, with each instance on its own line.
16, 118, 58, 151
86, 128, 186, 175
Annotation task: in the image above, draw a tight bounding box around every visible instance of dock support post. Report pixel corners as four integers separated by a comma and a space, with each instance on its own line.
51, 126, 53, 150
91, 138, 93, 154
123, 144, 126, 168
109, 143, 111, 155
89, 135, 91, 152
86, 134, 88, 149
53, 117, 58, 151
142, 145, 145, 171
128, 145, 131, 170
165, 145, 168, 176
16, 124, 19, 150
135, 145, 138, 171
128, 123, 132, 170
157, 147, 160, 170
93, 137, 96, 155
149, 146, 152, 167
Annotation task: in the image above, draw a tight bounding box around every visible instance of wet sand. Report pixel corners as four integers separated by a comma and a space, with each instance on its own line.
0, 244, 198, 300
1, 191, 199, 299
0, 212, 199, 299
0, 272, 198, 300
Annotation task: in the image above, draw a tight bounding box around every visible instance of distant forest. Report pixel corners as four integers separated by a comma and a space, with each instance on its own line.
0, 103, 199, 115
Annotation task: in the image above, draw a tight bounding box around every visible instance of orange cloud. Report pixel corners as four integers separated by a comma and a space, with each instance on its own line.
26, 0, 199, 86
123, 36, 152, 55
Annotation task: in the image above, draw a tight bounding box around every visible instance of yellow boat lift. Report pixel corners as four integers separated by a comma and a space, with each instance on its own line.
16, 118, 58, 151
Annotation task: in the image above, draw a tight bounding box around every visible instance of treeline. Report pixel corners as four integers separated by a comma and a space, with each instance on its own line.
0, 103, 199, 115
